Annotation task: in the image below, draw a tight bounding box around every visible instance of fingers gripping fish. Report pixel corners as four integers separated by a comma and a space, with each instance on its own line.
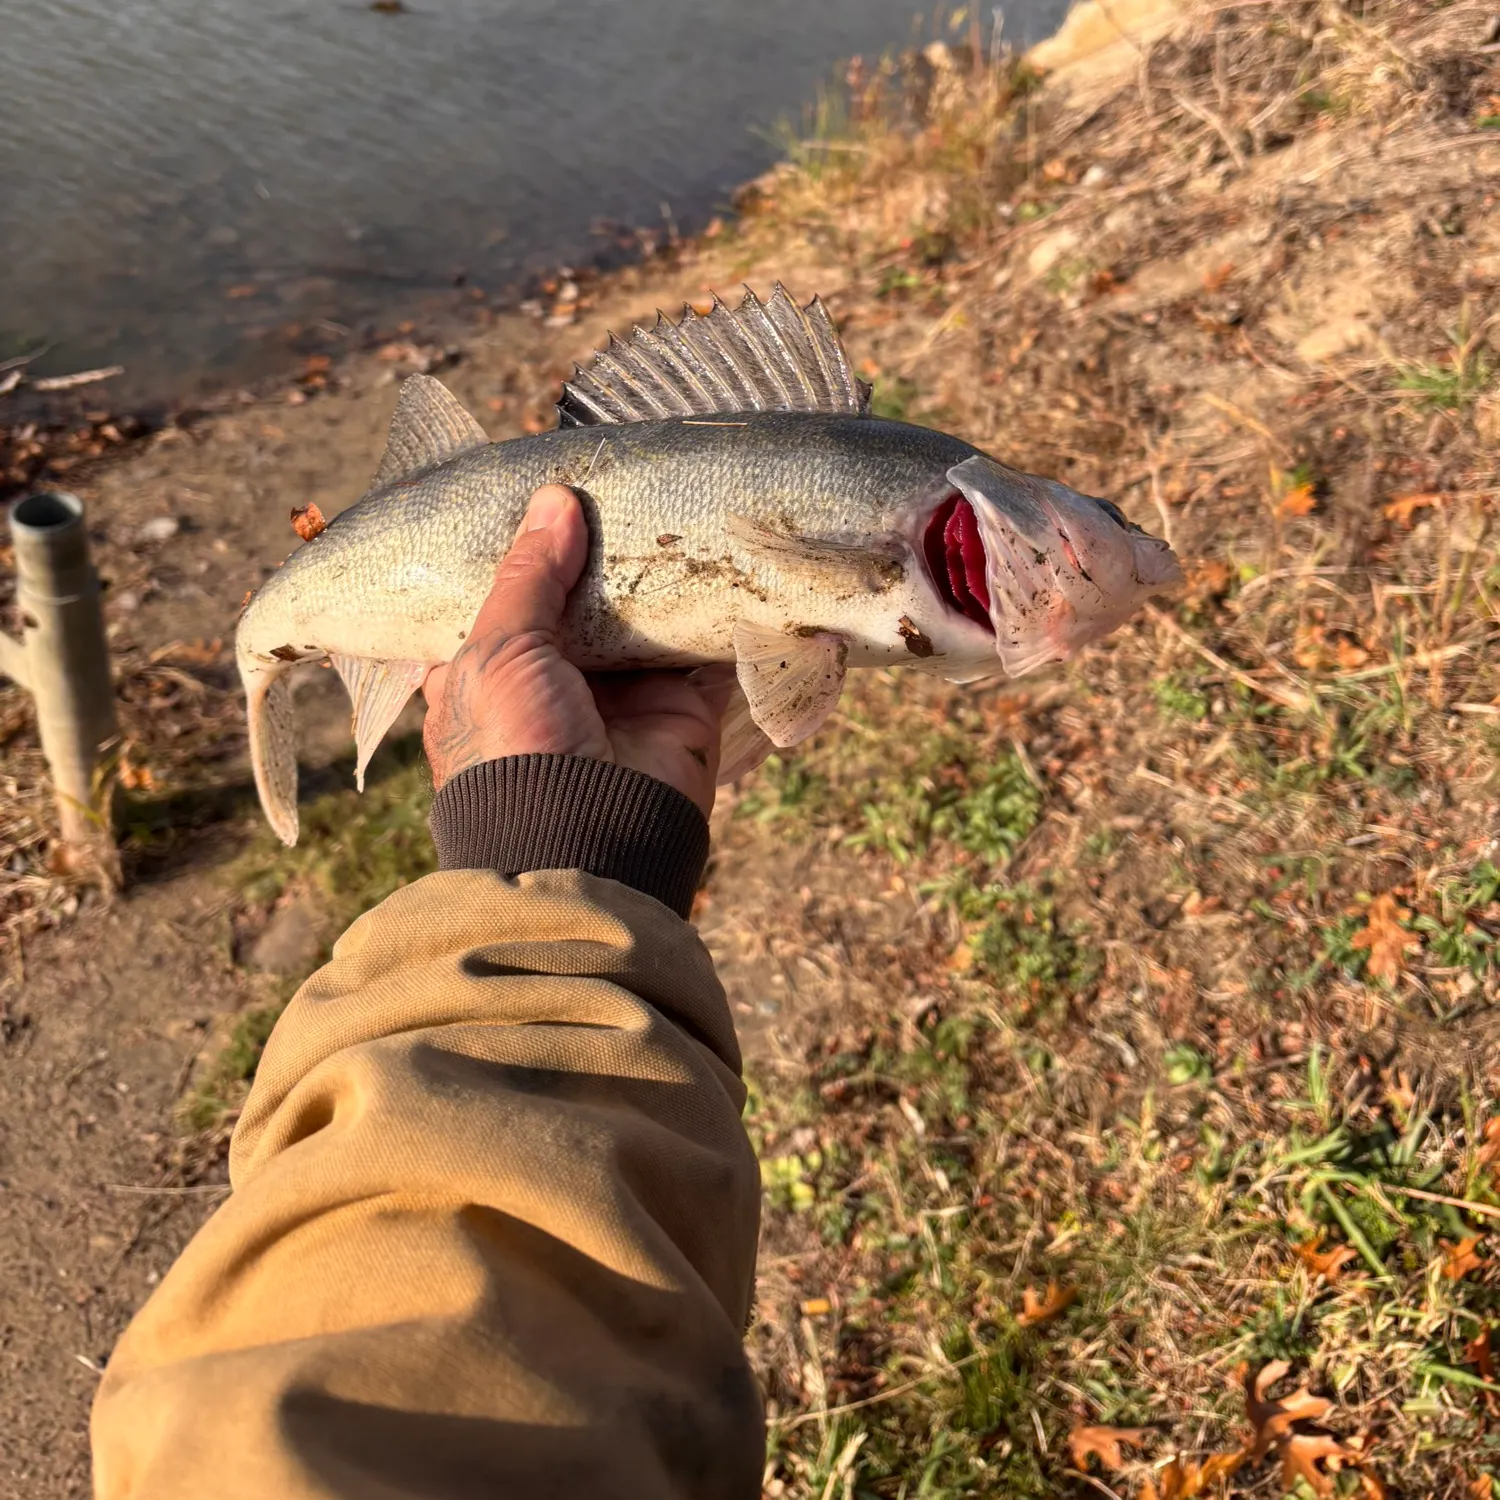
237, 284, 1182, 844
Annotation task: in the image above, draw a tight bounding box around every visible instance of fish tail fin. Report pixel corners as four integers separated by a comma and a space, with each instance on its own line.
241, 659, 300, 846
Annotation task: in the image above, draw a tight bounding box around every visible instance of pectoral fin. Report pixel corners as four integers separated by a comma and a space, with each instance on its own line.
716, 684, 777, 784
331, 654, 428, 790
732, 622, 847, 749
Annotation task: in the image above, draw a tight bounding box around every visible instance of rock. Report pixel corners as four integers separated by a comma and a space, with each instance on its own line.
1028, 226, 1082, 278
1295, 317, 1374, 364
135, 516, 180, 546
1081, 164, 1109, 188
247, 901, 323, 976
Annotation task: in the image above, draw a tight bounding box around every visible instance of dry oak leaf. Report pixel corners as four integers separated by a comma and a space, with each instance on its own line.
1442, 1234, 1485, 1281
1471, 1474, 1494, 1498
1154, 1448, 1247, 1498
1275, 481, 1317, 520
1068, 1425, 1151, 1472
1383, 491, 1445, 528
1243, 1360, 1333, 1460
1349, 893, 1419, 985
1280, 1432, 1353, 1498
1138, 1449, 1246, 1500
1465, 1325, 1495, 1380
1295, 1235, 1357, 1285
1478, 1118, 1500, 1171
291, 502, 327, 542
1017, 1280, 1076, 1327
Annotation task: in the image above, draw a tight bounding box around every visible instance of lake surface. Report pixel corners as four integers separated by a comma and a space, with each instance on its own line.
0, 0, 1066, 406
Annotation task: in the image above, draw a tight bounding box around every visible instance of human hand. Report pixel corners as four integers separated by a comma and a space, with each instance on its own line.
422, 485, 730, 817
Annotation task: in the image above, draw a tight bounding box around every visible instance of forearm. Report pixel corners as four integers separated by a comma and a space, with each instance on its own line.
93, 762, 761, 1500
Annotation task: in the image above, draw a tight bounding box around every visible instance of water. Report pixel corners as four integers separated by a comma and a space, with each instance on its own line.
0, 0, 1065, 407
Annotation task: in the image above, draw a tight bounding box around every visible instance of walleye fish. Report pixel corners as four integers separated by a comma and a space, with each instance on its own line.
238, 284, 1181, 844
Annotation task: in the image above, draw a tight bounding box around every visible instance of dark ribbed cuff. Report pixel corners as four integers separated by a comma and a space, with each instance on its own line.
429, 754, 710, 918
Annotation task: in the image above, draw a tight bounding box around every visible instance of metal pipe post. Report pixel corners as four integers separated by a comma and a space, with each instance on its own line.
3, 490, 118, 867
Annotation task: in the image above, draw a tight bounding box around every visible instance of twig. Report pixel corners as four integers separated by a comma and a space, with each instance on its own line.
1144, 605, 1310, 713
1366, 1182, 1500, 1223
1171, 90, 1246, 171
1331, 638, 1486, 684
31, 365, 124, 393
769, 1347, 991, 1430
104, 1183, 230, 1197
1199, 393, 1288, 455
0, 344, 53, 375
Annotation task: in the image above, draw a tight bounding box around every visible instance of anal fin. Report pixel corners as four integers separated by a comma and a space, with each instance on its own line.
330, 654, 428, 790
732, 622, 847, 750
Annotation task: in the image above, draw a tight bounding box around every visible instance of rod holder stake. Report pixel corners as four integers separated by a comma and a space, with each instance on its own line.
2, 490, 119, 875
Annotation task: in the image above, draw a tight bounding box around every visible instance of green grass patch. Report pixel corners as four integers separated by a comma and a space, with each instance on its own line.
184, 743, 437, 1132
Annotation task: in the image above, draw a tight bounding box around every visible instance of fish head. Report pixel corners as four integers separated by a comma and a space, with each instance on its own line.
924, 454, 1182, 677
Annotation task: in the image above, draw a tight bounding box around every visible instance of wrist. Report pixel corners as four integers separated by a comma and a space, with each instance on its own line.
428, 754, 710, 918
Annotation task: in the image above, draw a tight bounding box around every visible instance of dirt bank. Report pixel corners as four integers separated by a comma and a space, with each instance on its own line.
3, 2, 1499, 1494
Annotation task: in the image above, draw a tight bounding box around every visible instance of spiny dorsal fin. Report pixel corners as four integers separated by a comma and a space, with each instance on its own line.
557, 284, 872, 427
372, 374, 489, 489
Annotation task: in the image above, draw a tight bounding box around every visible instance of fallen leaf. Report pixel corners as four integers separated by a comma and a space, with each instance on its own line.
1149, 1448, 1247, 1500
1068, 1425, 1151, 1471
1384, 1068, 1417, 1116
1465, 1326, 1494, 1380
1442, 1234, 1485, 1281
1333, 637, 1369, 670
225, 283, 259, 299
117, 754, 155, 792
1280, 1433, 1352, 1498
1357, 1466, 1388, 1498
1382, 491, 1445, 528
1243, 1361, 1333, 1460
799, 1297, 831, 1317
1183, 559, 1232, 605
1137, 1481, 1160, 1500
1349, 893, 1419, 985
1293, 622, 1328, 669
291, 503, 327, 542
1275, 482, 1317, 520
1295, 1235, 1357, 1285
1471, 1475, 1493, 1499
1202, 261, 1235, 292
1478, 1118, 1500, 1170
1018, 1280, 1076, 1326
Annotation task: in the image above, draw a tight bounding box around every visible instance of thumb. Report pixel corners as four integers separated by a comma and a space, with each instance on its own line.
469, 485, 589, 642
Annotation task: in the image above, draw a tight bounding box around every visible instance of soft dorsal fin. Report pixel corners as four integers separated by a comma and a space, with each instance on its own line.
557, 283, 872, 427
372, 374, 489, 489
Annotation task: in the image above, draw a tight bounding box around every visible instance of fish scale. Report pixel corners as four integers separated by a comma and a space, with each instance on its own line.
237, 285, 1182, 845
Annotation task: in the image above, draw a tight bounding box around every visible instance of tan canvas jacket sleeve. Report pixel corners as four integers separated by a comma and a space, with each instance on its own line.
91, 868, 763, 1500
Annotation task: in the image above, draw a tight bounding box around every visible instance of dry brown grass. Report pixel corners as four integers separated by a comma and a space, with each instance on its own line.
699, 3, 1500, 1494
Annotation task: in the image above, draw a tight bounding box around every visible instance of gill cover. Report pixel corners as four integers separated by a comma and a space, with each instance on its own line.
946, 454, 1182, 677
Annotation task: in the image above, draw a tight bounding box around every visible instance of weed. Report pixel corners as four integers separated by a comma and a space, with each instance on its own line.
1154, 674, 1210, 722
1393, 318, 1495, 409
868, 375, 922, 423
179, 1001, 285, 1132
970, 884, 1100, 1009
186, 746, 437, 1132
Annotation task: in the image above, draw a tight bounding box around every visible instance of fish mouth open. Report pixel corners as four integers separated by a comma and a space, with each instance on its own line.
922, 493, 995, 633
941, 454, 1184, 677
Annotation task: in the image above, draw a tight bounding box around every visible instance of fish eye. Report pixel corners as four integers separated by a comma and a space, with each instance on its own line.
1095, 498, 1128, 528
